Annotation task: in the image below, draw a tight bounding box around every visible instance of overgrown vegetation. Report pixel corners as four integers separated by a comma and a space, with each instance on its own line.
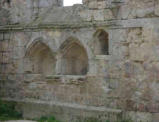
36, 116, 59, 122
0, 100, 22, 121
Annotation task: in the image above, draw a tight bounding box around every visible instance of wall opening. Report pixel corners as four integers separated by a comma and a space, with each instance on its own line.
2, 0, 11, 7
7, 0, 10, 4
94, 29, 109, 55
63, 0, 82, 6
60, 41, 88, 75
26, 41, 56, 75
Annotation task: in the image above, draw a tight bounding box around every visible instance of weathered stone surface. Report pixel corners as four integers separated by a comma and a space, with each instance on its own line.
155, 0, 159, 16
0, 8, 10, 25
153, 113, 159, 122
1, 0, 159, 121
125, 111, 153, 122
119, 0, 156, 19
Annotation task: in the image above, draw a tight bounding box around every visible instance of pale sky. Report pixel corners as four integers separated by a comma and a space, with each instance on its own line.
64, 0, 82, 6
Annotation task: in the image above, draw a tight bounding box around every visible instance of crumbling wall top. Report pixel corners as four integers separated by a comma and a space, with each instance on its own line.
83, 0, 115, 9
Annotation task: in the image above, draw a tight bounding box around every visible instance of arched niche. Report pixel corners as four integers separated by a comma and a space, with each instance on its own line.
25, 41, 56, 75
59, 37, 88, 75
93, 29, 109, 55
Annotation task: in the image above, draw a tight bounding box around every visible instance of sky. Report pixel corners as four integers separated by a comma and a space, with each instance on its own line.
64, 0, 82, 6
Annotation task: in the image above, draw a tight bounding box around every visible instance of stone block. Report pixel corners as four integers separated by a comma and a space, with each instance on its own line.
13, 32, 29, 47
136, 7, 154, 18
108, 79, 119, 89
0, 41, 9, 51
13, 46, 25, 59
155, 1, 159, 16
127, 28, 142, 43
12, 59, 24, 74
125, 111, 153, 122
0, 33, 4, 41
153, 113, 159, 122
87, 1, 98, 9
79, 10, 92, 21
119, 5, 131, 19
112, 29, 128, 42
129, 43, 144, 61
97, 1, 107, 9
4, 33, 10, 40
93, 10, 105, 21
147, 103, 159, 113
112, 43, 129, 60
104, 9, 114, 20
1, 52, 10, 63
23, 59, 32, 74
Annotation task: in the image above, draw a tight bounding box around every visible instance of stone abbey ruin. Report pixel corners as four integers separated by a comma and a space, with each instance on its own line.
1, 0, 159, 121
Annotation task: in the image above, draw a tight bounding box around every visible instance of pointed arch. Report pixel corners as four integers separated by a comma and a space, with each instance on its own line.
93, 29, 109, 55
59, 37, 88, 75
25, 39, 56, 75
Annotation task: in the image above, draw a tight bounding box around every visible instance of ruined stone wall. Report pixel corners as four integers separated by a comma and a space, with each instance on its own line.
1, 0, 159, 121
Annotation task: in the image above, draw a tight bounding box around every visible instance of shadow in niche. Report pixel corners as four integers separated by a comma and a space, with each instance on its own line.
60, 38, 88, 75
93, 29, 109, 55
25, 41, 56, 76
2, 0, 11, 6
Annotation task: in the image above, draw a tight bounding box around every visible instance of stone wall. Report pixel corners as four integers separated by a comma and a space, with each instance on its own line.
1, 0, 159, 122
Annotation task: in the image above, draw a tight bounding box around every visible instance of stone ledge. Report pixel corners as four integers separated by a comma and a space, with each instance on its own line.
0, 17, 159, 31
46, 75, 87, 85
95, 55, 111, 60
2, 98, 157, 122
1, 98, 122, 113
1, 98, 122, 122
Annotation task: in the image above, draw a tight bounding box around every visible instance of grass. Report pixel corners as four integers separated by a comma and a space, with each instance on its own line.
36, 116, 59, 122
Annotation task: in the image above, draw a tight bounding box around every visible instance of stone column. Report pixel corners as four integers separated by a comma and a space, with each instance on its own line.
55, 53, 62, 75
23, 57, 32, 73
87, 59, 97, 76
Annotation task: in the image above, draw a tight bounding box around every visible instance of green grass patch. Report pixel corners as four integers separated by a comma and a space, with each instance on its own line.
36, 116, 59, 122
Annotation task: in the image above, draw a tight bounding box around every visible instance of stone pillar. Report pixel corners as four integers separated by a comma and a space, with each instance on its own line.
23, 58, 33, 73
55, 53, 62, 75
87, 59, 97, 76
